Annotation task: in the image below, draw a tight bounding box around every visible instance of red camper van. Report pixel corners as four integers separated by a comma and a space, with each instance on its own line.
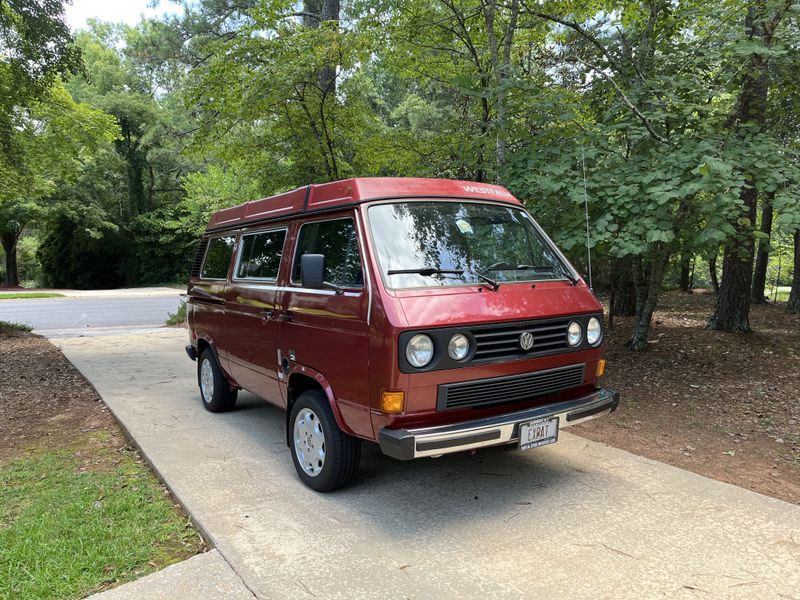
185, 178, 618, 491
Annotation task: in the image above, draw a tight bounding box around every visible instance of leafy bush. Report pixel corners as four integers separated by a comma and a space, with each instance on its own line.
0, 321, 32, 334
37, 214, 127, 289
165, 301, 187, 326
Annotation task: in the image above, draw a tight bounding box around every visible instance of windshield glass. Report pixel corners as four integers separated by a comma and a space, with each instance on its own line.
368, 201, 574, 289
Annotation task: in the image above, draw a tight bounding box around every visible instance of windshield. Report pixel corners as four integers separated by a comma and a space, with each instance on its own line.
367, 201, 574, 289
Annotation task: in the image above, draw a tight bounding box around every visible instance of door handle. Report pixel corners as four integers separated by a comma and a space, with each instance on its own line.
277, 311, 294, 322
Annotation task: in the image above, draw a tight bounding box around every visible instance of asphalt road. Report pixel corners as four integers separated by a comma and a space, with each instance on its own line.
0, 295, 182, 331
52, 329, 800, 600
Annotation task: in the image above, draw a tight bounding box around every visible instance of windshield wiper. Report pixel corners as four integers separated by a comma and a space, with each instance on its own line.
387, 267, 464, 276
532, 265, 579, 286
386, 266, 499, 291
471, 270, 500, 291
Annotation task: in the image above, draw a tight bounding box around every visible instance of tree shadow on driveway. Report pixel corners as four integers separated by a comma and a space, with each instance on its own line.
221, 391, 609, 541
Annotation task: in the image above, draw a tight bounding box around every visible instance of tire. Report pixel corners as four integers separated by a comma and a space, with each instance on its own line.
289, 390, 361, 492
198, 348, 238, 413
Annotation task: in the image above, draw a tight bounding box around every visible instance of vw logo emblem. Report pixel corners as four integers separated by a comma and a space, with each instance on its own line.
519, 331, 534, 351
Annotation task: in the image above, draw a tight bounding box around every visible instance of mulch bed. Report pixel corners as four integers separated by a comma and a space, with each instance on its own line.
0, 330, 127, 461
575, 291, 800, 505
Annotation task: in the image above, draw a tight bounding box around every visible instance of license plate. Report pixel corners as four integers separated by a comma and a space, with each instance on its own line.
519, 417, 559, 451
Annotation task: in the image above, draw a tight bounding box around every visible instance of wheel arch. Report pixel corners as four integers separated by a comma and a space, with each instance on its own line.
286, 370, 352, 446
196, 336, 212, 358
195, 337, 238, 389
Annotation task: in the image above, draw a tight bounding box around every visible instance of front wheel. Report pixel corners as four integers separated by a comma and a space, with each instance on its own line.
198, 348, 237, 413
289, 390, 360, 492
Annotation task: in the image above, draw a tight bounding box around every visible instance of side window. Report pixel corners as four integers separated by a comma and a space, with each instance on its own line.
201, 235, 236, 279
293, 218, 363, 288
236, 229, 287, 280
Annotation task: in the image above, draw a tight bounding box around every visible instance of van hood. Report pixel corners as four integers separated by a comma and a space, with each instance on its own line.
392, 281, 602, 329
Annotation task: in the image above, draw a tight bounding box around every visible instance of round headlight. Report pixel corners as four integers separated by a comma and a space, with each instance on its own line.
406, 334, 434, 368
587, 317, 602, 346
448, 333, 470, 361
567, 321, 582, 347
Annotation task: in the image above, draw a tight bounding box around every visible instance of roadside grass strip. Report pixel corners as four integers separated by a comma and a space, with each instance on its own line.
0, 293, 65, 300
0, 434, 203, 599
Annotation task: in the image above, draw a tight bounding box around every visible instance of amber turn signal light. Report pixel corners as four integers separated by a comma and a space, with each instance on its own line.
381, 391, 405, 414
596, 359, 606, 377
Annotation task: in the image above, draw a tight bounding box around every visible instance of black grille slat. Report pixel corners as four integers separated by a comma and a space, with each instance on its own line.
470, 318, 571, 362
445, 372, 580, 401
438, 364, 585, 410
190, 238, 209, 277
473, 323, 568, 339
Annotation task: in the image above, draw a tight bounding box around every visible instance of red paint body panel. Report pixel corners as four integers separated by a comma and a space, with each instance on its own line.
390, 281, 601, 329
205, 178, 521, 231
187, 177, 607, 449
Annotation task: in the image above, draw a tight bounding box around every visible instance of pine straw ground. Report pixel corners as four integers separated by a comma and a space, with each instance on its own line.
575, 291, 800, 505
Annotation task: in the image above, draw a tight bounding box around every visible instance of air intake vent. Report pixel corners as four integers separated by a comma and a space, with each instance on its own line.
190, 238, 209, 277
437, 364, 585, 411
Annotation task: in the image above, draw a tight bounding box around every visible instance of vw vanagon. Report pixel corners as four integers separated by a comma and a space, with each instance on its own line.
186, 178, 618, 491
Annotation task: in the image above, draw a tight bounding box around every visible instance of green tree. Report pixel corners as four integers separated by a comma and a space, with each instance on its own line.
0, 0, 85, 285
0, 83, 118, 285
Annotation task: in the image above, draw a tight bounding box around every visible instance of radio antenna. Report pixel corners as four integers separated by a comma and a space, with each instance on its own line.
581, 145, 593, 290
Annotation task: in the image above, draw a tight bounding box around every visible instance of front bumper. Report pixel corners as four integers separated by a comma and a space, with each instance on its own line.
378, 387, 619, 460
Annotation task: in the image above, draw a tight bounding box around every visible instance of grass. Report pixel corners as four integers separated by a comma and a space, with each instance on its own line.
0, 434, 202, 599
0, 292, 64, 300
767, 289, 791, 302
0, 321, 32, 334
165, 301, 187, 326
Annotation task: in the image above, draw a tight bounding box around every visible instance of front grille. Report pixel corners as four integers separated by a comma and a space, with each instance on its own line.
437, 364, 585, 410
470, 318, 571, 362
190, 238, 209, 277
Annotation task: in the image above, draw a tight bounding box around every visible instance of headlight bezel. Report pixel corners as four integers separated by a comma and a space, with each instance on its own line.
586, 316, 603, 346
447, 333, 470, 361
567, 321, 583, 347
405, 333, 435, 368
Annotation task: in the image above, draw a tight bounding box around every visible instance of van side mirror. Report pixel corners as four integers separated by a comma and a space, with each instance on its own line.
301, 254, 325, 289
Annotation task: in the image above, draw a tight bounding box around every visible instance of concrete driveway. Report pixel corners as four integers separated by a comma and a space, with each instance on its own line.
51, 329, 800, 600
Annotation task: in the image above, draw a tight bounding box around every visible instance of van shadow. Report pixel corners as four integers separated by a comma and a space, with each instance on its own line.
226, 392, 593, 539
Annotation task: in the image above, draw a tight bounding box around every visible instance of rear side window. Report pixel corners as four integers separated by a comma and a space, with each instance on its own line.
293, 219, 363, 288
235, 229, 287, 280
201, 235, 236, 279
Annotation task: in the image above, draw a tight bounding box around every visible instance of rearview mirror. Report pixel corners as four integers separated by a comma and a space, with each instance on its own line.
301, 254, 325, 289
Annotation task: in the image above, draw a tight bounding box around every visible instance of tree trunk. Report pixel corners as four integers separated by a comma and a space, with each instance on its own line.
709, 253, 719, 293
1, 231, 19, 287
709, 2, 771, 332
483, 0, 519, 176
709, 226, 756, 332
751, 193, 774, 304
302, 0, 340, 180
317, 0, 339, 96
679, 255, 691, 292
611, 256, 637, 316
628, 247, 670, 351
788, 229, 800, 314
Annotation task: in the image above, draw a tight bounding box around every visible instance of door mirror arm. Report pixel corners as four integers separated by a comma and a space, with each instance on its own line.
323, 282, 344, 295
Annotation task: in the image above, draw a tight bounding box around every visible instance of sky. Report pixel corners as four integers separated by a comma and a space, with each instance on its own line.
64, 0, 183, 31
